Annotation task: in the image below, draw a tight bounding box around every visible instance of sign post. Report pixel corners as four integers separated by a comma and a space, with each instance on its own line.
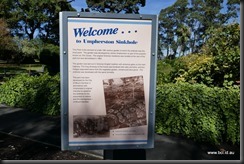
59, 12, 158, 158
104, 149, 146, 160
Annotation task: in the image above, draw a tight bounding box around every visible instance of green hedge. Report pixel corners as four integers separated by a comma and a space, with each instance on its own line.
0, 75, 240, 144
0, 73, 60, 115
156, 82, 240, 144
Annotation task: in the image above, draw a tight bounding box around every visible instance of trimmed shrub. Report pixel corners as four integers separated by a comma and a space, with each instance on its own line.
156, 82, 240, 144
0, 73, 60, 115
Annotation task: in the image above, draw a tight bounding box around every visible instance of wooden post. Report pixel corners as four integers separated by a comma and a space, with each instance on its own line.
29, 64, 31, 75
4, 67, 6, 76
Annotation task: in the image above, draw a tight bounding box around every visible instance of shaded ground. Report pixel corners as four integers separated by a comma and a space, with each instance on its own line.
0, 131, 240, 160
148, 133, 240, 160
0, 104, 241, 161
0, 132, 101, 160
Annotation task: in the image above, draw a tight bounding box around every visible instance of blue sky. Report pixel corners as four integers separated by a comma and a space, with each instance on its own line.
71, 0, 177, 15
70, 0, 240, 23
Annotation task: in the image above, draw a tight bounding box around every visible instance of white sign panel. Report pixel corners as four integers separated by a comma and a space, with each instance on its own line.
60, 12, 157, 150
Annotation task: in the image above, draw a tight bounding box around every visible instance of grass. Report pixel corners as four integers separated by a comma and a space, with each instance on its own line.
0, 64, 44, 75
0, 63, 45, 85
0, 59, 47, 86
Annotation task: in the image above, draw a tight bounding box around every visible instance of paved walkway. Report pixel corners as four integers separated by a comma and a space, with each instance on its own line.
0, 104, 240, 160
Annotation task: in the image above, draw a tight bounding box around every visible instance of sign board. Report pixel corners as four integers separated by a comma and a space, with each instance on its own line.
60, 12, 158, 150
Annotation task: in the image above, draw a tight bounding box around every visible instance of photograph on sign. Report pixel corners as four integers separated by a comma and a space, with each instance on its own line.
103, 75, 147, 130
73, 115, 110, 138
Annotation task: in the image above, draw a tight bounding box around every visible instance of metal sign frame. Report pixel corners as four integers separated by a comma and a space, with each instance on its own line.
60, 11, 158, 151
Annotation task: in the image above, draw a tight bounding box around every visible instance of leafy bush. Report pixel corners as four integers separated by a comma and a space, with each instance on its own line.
172, 54, 214, 85
156, 82, 240, 144
170, 23, 240, 88
0, 73, 60, 115
157, 59, 176, 85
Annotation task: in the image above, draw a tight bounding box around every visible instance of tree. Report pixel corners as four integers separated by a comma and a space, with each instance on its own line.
158, 0, 240, 58
13, 37, 44, 63
158, 0, 189, 58
108, 79, 114, 90
128, 76, 140, 99
108, 79, 114, 86
226, 0, 240, 22
0, 19, 19, 62
86, 0, 145, 13
189, 0, 227, 53
172, 23, 240, 88
39, 0, 76, 44
202, 23, 240, 87
0, 0, 14, 19
158, 5, 176, 57
3, 0, 75, 43
176, 24, 191, 56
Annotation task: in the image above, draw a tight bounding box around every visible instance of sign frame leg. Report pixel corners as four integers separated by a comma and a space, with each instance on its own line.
103, 149, 146, 160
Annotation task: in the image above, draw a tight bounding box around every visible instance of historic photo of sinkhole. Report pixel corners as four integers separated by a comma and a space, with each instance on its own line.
103, 75, 147, 130
73, 115, 110, 138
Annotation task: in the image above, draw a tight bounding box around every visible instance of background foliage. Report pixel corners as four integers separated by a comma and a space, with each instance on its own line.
0, 19, 19, 62
86, 0, 145, 13
158, 23, 240, 88
156, 83, 240, 144
0, 73, 60, 116
158, 0, 239, 58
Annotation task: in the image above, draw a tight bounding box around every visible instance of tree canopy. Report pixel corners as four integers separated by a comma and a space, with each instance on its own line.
0, 19, 19, 62
0, 0, 75, 43
86, 0, 145, 13
158, 0, 240, 58
158, 23, 240, 88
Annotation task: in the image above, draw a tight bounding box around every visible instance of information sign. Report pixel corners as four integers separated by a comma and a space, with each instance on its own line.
60, 12, 158, 150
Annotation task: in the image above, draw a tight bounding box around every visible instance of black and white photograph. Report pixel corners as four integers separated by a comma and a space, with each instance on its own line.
103, 75, 147, 129
73, 115, 110, 138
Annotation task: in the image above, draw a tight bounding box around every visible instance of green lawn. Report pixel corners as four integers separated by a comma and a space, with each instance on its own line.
0, 64, 44, 76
